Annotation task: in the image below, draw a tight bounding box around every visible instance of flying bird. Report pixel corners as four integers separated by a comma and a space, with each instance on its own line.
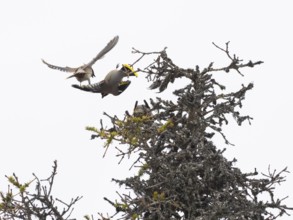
42, 36, 119, 85
72, 64, 138, 98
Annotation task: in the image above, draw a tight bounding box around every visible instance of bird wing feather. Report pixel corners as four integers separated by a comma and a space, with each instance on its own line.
85, 36, 119, 68
42, 59, 77, 72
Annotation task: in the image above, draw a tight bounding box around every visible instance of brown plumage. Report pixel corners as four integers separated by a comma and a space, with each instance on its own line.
42, 36, 119, 85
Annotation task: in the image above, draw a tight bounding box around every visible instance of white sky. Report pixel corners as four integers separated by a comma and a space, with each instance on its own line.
0, 1, 292, 219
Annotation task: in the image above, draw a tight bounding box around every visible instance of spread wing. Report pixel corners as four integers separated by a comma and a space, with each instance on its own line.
72, 80, 106, 93
42, 59, 77, 73
85, 36, 119, 68
117, 80, 131, 94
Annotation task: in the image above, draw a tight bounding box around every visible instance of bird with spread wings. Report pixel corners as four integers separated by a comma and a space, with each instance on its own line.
42, 36, 119, 85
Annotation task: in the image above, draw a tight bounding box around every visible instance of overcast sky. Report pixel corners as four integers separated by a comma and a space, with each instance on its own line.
0, 1, 292, 219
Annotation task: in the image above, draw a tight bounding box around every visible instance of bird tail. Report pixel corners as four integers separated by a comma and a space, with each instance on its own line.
72, 84, 83, 90
72, 84, 93, 92
72, 81, 104, 93
67, 74, 76, 79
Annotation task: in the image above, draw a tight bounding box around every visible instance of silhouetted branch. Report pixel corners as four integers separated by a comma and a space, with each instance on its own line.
0, 161, 82, 220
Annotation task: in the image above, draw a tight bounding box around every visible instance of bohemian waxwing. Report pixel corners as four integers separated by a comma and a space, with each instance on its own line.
72, 64, 138, 98
42, 36, 119, 85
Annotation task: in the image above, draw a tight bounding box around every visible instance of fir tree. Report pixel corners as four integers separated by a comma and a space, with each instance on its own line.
89, 43, 292, 220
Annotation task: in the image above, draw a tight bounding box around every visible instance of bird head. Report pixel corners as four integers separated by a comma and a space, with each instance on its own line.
133, 100, 152, 117
121, 64, 138, 77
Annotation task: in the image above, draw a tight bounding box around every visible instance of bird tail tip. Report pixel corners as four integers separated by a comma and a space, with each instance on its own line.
72, 84, 81, 89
